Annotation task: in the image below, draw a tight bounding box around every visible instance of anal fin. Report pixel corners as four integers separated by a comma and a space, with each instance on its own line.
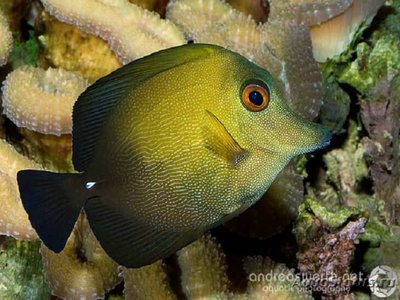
84, 197, 202, 268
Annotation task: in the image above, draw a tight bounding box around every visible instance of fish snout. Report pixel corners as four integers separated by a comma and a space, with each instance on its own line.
293, 122, 331, 155
319, 126, 332, 149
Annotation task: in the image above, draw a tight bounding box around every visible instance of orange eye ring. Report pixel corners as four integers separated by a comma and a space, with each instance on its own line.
241, 83, 270, 112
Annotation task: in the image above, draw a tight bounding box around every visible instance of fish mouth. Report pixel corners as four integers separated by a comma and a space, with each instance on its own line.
252, 122, 331, 156
315, 126, 332, 150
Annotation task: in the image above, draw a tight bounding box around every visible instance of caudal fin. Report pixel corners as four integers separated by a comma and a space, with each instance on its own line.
17, 170, 84, 252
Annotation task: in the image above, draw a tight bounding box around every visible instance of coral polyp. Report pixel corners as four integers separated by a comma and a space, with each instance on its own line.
2, 66, 88, 135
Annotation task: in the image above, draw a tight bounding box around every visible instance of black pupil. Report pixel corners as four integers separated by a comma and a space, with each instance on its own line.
249, 90, 264, 106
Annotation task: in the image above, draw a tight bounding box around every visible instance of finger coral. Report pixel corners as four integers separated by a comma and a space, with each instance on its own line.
39, 12, 122, 82
40, 215, 121, 300
0, 9, 12, 66
40, 0, 186, 64
0, 139, 41, 239
166, 0, 266, 68
178, 234, 230, 299
269, 0, 353, 26
1, 66, 88, 136
122, 261, 176, 300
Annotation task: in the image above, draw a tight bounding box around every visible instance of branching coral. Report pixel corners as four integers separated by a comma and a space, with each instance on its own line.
38, 12, 122, 82
268, 0, 353, 27
1, 66, 88, 136
40, 214, 121, 300
0, 9, 13, 66
0, 139, 41, 240
40, 0, 186, 64
122, 261, 176, 300
178, 234, 230, 299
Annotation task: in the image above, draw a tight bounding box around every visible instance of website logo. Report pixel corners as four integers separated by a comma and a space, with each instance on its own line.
369, 265, 398, 298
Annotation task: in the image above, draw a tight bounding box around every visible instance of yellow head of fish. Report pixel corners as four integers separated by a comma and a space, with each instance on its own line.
17, 44, 330, 268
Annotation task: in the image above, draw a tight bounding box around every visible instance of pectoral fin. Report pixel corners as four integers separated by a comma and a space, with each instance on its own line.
202, 110, 248, 166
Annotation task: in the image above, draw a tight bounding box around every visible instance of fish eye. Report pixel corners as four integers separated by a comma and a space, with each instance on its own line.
241, 82, 270, 112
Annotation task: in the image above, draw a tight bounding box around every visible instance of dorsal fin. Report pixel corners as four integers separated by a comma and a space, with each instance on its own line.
72, 43, 226, 171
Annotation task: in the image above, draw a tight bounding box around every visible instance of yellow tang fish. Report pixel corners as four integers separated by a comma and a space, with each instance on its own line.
17, 44, 330, 267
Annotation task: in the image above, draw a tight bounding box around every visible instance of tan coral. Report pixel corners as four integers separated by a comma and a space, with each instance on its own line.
39, 12, 122, 82
310, 0, 385, 62
41, 0, 186, 64
167, 0, 264, 61
1, 66, 88, 136
122, 261, 176, 300
177, 234, 230, 299
40, 214, 121, 300
0, 9, 12, 66
0, 139, 42, 240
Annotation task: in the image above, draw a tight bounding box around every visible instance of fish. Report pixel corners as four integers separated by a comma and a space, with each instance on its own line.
17, 43, 331, 268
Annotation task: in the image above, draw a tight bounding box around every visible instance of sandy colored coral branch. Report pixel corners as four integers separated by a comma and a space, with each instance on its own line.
269, 0, 353, 26
1, 66, 88, 136
122, 261, 176, 300
0, 140, 42, 239
177, 234, 230, 299
167, 0, 265, 64
0, 9, 12, 66
40, 214, 121, 300
41, 0, 186, 65
39, 12, 122, 83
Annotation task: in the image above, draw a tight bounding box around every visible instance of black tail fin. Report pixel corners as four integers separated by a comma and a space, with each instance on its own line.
17, 170, 85, 252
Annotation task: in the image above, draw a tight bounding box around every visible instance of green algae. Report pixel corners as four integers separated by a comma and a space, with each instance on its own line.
0, 238, 50, 300
339, 36, 400, 95
10, 30, 40, 69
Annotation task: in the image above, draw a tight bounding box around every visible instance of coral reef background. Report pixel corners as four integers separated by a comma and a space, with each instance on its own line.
0, 0, 399, 299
